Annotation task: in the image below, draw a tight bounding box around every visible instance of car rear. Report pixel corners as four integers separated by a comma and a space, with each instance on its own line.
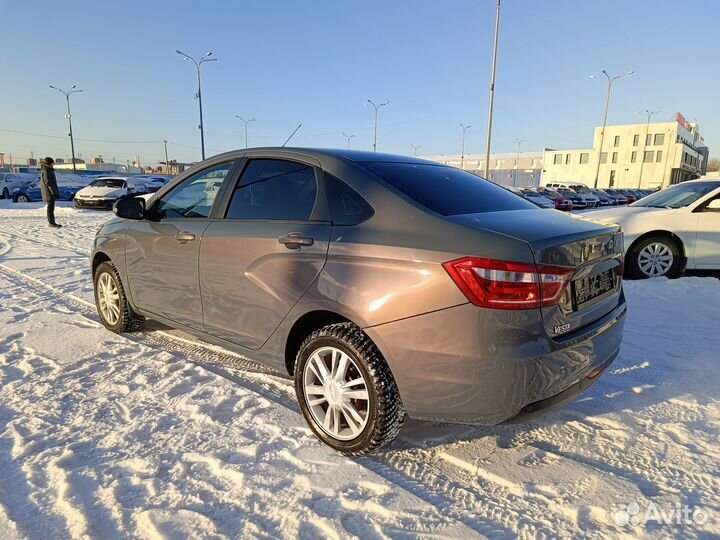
356, 163, 625, 424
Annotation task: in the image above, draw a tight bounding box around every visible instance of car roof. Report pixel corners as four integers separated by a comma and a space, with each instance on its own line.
210, 147, 444, 166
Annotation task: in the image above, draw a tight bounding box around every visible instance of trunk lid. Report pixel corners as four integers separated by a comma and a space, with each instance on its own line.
448, 209, 624, 337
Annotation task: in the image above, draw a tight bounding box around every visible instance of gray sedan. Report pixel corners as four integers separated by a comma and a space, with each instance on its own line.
92, 148, 626, 454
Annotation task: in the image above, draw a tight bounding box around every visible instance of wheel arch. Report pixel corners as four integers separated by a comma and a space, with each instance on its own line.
284, 310, 354, 376
627, 230, 687, 260
92, 251, 112, 276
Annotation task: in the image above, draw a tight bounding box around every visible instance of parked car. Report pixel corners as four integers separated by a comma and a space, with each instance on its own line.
74, 176, 146, 209
585, 179, 720, 278
1, 172, 35, 199
506, 186, 553, 208
615, 189, 638, 204
604, 189, 629, 205
92, 148, 626, 454
518, 188, 555, 208
130, 174, 174, 193
556, 187, 587, 209
536, 187, 573, 211
13, 178, 85, 203
546, 182, 600, 208
590, 189, 614, 206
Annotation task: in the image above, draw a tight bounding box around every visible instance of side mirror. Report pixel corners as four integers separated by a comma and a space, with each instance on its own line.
114, 196, 145, 220
705, 199, 720, 212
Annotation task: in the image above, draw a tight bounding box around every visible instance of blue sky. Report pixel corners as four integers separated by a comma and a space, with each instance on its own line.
2, 0, 718, 165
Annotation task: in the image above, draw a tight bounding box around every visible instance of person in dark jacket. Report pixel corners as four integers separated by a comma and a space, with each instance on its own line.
40, 157, 61, 228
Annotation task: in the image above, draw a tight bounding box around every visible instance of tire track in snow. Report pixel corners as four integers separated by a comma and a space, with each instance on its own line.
0, 262, 587, 539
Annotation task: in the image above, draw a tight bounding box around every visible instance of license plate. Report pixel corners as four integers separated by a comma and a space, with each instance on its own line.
572, 269, 615, 307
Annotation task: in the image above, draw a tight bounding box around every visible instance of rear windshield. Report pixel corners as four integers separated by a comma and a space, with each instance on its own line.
362, 162, 535, 215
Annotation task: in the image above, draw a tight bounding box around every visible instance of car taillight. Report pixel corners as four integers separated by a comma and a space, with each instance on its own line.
442, 257, 574, 310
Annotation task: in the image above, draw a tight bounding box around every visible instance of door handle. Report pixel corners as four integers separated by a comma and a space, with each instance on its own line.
175, 231, 196, 243
278, 232, 314, 249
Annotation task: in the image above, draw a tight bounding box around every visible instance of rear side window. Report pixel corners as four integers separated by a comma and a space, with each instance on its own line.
324, 173, 374, 225
226, 159, 317, 220
363, 162, 535, 215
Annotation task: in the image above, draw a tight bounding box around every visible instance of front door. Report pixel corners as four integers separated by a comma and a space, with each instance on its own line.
200, 158, 331, 349
693, 196, 720, 268
125, 161, 237, 328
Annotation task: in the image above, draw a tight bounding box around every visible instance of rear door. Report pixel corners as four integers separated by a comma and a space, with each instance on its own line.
199, 157, 332, 349
124, 161, 238, 329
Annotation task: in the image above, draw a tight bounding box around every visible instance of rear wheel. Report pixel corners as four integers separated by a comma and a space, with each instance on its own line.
2, 188, 8, 199
294, 323, 405, 455
16, 194, 30, 203
94, 261, 144, 332
626, 236, 681, 279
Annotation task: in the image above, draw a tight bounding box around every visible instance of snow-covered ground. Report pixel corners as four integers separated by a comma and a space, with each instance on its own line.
1, 200, 718, 539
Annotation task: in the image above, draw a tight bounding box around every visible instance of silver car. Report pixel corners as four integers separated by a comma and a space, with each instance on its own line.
92, 148, 626, 454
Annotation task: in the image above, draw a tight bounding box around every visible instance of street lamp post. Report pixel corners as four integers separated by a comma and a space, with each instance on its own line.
176, 50, 217, 160
635, 109, 662, 189
235, 116, 256, 148
484, 0, 501, 179
343, 132, 356, 149
366, 99, 389, 152
459, 124, 472, 169
49, 84, 83, 174
590, 69, 634, 188
163, 139, 170, 174
410, 144, 421, 157
514, 138, 525, 186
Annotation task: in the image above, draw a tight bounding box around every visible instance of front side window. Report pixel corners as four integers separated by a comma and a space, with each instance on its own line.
226, 159, 317, 220
362, 162, 535, 216
154, 161, 235, 219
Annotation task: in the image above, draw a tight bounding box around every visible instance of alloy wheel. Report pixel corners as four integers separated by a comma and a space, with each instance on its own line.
97, 272, 121, 325
638, 242, 674, 277
17, 195, 29, 203
302, 346, 370, 441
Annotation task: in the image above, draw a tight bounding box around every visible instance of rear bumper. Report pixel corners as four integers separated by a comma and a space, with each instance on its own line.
365, 296, 626, 425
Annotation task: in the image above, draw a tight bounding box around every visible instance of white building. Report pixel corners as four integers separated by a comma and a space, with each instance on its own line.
541, 114, 708, 189
423, 152, 544, 187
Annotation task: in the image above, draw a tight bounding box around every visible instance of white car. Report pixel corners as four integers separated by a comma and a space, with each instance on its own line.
1, 172, 36, 199
584, 179, 720, 278
74, 176, 145, 210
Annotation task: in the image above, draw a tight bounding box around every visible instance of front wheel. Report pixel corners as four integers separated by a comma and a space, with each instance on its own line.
94, 261, 144, 332
626, 236, 681, 279
294, 323, 405, 455
2, 188, 8, 199
15, 194, 30, 203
